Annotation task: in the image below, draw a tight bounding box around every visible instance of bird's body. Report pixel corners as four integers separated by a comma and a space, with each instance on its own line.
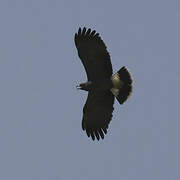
74, 27, 133, 140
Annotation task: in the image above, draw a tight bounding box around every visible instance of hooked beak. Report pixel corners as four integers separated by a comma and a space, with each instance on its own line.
76, 85, 82, 90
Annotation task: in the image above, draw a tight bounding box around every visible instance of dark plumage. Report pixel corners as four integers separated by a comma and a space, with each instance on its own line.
74, 27, 133, 141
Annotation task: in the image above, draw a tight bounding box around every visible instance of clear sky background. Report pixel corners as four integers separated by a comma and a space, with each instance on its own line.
0, 0, 179, 179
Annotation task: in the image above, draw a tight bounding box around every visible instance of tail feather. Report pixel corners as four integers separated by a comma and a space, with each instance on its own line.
117, 66, 133, 85
111, 66, 133, 104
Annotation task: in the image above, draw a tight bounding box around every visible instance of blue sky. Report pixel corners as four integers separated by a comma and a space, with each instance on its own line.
0, 0, 179, 179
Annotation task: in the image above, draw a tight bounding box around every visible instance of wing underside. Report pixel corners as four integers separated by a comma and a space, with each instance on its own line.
82, 91, 114, 140
74, 27, 113, 81
75, 27, 115, 140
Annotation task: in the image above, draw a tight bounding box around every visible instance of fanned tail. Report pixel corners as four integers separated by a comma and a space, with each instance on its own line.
111, 66, 133, 104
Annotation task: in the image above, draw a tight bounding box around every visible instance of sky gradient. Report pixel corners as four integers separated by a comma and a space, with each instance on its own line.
0, 0, 179, 179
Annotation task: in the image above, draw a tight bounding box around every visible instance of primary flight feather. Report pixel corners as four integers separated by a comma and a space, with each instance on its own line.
74, 27, 133, 141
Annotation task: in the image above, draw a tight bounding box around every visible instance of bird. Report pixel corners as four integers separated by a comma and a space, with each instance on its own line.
74, 27, 133, 141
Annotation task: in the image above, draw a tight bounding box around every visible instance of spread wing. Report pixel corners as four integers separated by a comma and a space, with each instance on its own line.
74, 27, 113, 81
82, 91, 114, 140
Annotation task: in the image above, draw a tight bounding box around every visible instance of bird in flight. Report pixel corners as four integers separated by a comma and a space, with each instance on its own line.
74, 27, 133, 141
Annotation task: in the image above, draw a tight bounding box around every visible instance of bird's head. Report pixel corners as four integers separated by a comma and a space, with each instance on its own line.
76, 81, 93, 91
